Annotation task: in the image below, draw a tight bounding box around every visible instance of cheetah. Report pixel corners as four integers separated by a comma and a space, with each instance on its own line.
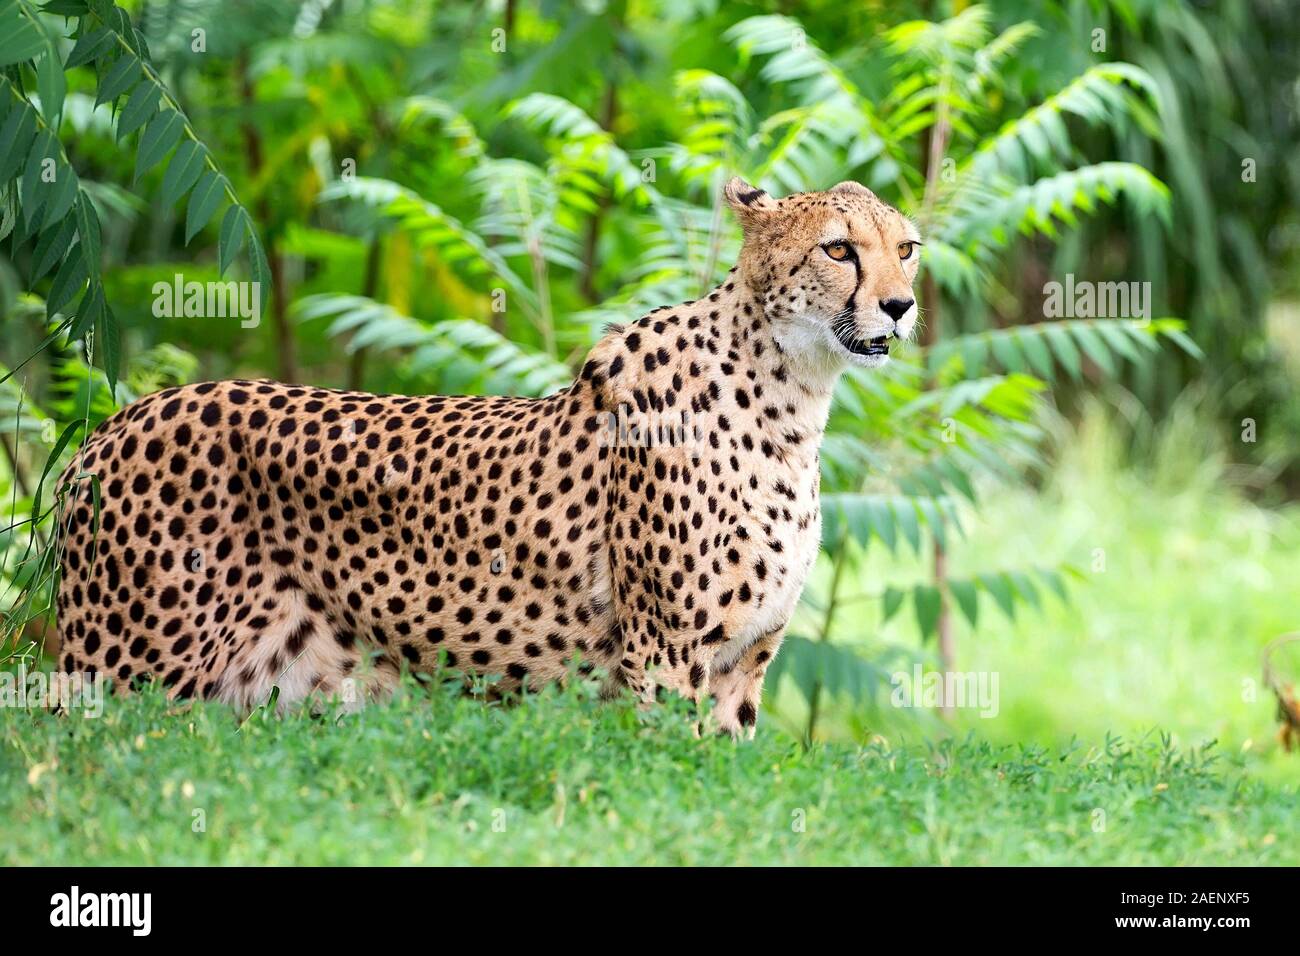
53, 178, 921, 735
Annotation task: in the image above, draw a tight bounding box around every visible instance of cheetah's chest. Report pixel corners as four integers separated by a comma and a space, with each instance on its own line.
717, 458, 822, 664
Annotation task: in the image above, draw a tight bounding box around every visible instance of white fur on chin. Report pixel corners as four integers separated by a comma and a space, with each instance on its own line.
772, 311, 911, 379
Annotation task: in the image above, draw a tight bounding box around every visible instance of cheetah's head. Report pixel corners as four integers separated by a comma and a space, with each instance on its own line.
725, 177, 922, 373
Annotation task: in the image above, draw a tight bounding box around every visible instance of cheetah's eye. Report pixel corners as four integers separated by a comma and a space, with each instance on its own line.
898, 241, 919, 260
823, 241, 852, 262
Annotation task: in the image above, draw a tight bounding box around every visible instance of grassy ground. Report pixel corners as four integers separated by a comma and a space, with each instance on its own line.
1, 679, 1293, 866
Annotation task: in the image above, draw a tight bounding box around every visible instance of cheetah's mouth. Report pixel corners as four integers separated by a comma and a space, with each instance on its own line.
838, 332, 890, 357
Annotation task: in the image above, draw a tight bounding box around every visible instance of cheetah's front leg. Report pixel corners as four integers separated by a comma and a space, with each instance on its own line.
708, 629, 784, 739
613, 630, 712, 714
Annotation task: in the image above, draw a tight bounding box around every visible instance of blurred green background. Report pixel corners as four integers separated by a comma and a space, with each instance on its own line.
1, 0, 1298, 782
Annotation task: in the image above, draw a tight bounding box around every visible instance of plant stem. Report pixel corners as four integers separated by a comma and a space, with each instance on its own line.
805, 536, 849, 747
347, 236, 384, 390
236, 51, 296, 383
580, 82, 618, 303
920, 68, 956, 702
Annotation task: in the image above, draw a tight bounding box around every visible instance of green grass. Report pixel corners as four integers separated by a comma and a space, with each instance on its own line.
1, 678, 1294, 866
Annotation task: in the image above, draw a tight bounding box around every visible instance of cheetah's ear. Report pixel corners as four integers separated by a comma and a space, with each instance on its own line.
829, 180, 873, 197
723, 177, 777, 231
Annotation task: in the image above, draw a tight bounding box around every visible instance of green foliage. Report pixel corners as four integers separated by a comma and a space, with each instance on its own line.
321, 176, 553, 328
295, 293, 571, 396
765, 634, 902, 714
0, 0, 268, 398
928, 318, 1199, 382
947, 398, 1300, 757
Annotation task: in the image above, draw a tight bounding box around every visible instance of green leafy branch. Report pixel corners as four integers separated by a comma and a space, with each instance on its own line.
0, 0, 270, 395
294, 293, 571, 396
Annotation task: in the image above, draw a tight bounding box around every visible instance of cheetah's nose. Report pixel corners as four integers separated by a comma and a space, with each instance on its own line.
880, 298, 915, 322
